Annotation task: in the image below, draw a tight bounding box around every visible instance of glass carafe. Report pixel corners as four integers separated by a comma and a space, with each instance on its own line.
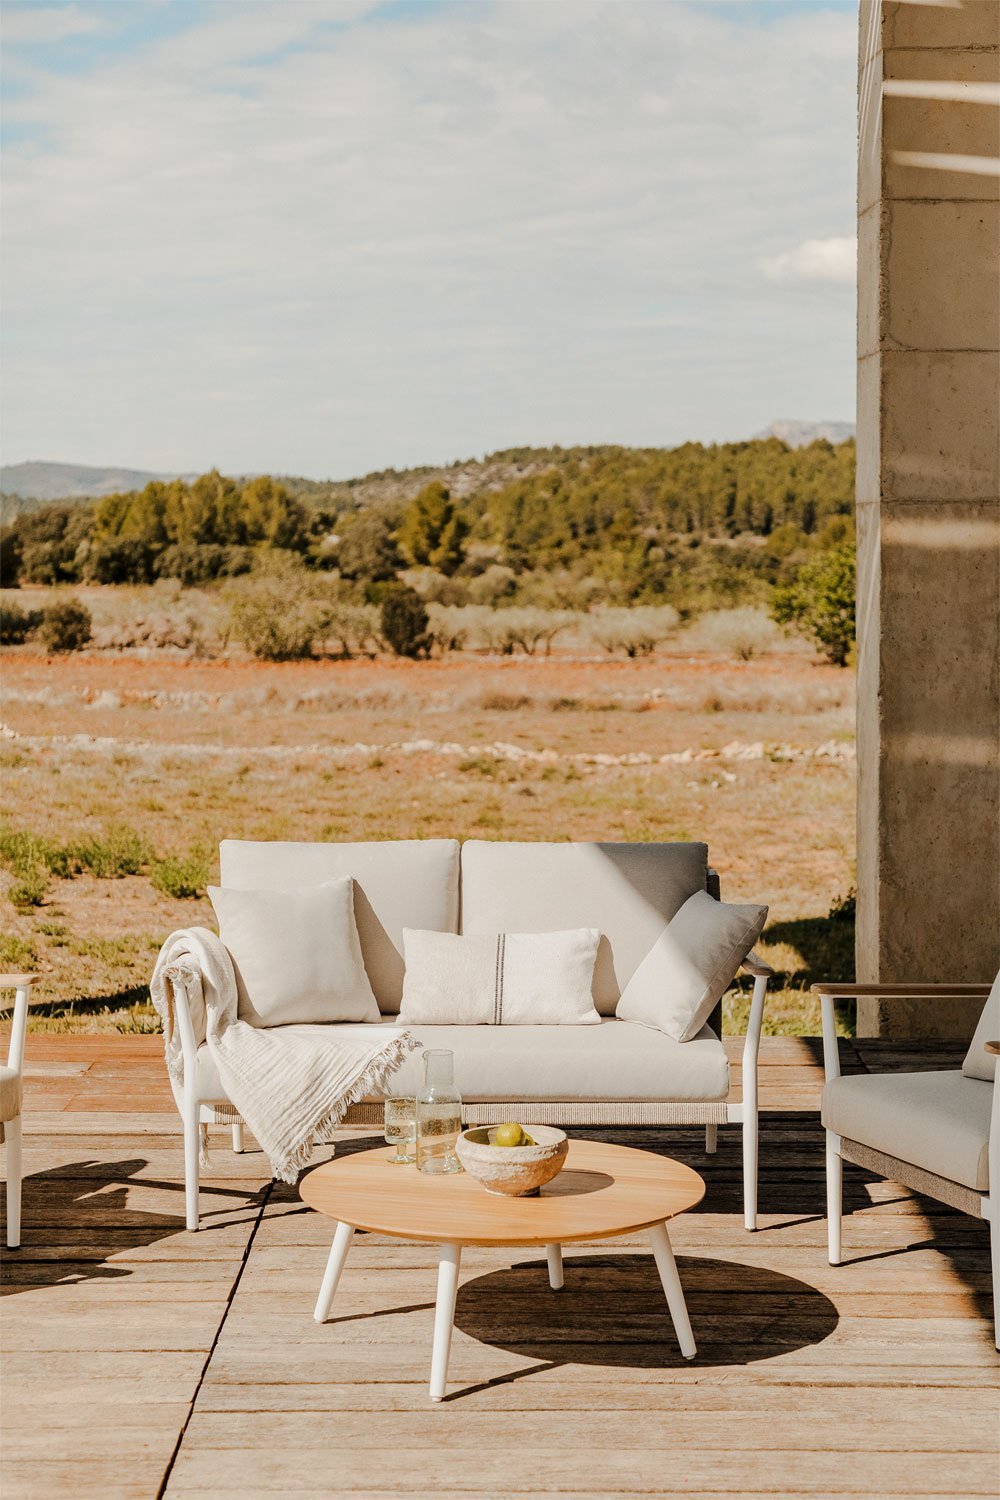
416, 1049, 463, 1175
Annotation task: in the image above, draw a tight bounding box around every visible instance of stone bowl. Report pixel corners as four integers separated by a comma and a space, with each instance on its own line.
456, 1125, 568, 1197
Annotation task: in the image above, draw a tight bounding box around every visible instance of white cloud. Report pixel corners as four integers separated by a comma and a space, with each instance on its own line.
1, 1, 858, 475
1, 3, 106, 45
763, 236, 857, 285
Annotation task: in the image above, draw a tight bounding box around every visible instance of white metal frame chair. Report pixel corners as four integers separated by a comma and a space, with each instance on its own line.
1, 972, 35, 1249
816, 980, 998, 1348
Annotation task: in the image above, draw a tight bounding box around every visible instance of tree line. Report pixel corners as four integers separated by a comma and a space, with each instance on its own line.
1, 438, 854, 607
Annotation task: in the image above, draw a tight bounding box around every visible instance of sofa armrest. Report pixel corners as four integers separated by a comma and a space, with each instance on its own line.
741, 952, 774, 979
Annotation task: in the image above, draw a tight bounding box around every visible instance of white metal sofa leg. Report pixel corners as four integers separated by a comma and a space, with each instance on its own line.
5, 1115, 22, 1249
184, 1095, 201, 1232
739, 970, 769, 1232
990, 1208, 1000, 1352
826, 1129, 842, 1265
232, 1122, 244, 1154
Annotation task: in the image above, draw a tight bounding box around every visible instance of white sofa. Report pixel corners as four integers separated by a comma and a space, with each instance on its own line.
162, 839, 773, 1230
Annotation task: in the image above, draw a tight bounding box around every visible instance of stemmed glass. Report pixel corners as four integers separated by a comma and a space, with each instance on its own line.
384, 1096, 417, 1164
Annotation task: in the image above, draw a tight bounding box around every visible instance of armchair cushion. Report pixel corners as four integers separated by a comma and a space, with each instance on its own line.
0, 1064, 21, 1123
962, 969, 1000, 1083
822, 1069, 991, 1193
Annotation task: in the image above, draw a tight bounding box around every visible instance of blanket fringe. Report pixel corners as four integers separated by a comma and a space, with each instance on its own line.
271, 1031, 422, 1185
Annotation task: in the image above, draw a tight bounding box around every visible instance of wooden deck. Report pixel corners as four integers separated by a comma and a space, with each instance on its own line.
1, 1034, 997, 1499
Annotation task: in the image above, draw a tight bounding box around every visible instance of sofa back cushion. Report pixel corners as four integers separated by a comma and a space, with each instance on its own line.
219, 839, 460, 1013
460, 841, 710, 1015
962, 969, 1000, 1082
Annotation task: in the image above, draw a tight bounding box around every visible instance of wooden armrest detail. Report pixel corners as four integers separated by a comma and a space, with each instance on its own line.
985, 1041, 1000, 1057
810, 981, 991, 998
0, 973, 37, 989
741, 953, 775, 978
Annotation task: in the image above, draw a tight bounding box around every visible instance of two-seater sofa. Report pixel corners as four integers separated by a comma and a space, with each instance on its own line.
161, 838, 773, 1230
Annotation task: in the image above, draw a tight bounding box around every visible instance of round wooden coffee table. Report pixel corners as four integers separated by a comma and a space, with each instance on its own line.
300, 1138, 705, 1401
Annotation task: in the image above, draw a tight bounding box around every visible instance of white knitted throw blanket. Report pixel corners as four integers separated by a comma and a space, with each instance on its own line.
150, 927, 418, 1183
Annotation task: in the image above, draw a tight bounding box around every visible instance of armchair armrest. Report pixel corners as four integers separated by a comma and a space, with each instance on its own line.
741, 952, 775, 979
1, 973, 36, 1076
812, 980, 992, 1084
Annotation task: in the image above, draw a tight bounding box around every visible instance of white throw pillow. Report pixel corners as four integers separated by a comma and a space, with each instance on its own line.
209, 878, 380, 1028
962, 969, 1000, 1083
616, 890, 768, 1042
399, 928, 601, 1025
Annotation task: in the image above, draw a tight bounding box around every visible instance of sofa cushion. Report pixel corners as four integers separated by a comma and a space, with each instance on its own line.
617, 891, 768, 1042
962, 969, 1000, 1083
822, 1070, 991, 1193
219, 839, 460, 1013
0, 1064, 22, 1123
209, 879, 379, 1028
399, 928, 601, 1025
194, 1018, 729, 1104
460, 841, 710, 1016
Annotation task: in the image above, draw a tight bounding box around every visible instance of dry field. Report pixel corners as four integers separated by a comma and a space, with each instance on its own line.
0, 627, 856, 1035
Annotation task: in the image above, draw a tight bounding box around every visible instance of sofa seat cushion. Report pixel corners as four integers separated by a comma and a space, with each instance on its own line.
194, 1018, 729, 1104
0, 1064, 22, 1123
460, 841, 710, 1015
218, 839, 460, 1014
822, 1070, 991, 1193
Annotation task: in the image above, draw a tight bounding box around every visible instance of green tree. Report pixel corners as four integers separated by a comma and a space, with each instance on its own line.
397, 483, 468, 575
380, 586, 431, 658
337, 511, 401, 582
772, 544, 856, 666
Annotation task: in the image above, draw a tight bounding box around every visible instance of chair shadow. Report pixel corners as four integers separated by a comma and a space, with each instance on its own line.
451, 1252, 839, 1385
0, 1157, 265, 1296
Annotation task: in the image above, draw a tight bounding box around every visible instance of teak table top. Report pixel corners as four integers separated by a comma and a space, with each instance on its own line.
299, 1139, 705, 1246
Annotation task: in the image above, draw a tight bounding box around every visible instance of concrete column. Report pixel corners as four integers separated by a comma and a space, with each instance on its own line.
856, 0, 1000, 1037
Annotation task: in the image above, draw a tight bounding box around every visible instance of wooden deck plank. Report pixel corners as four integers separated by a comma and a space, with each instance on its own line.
1, 1035, 997, 1500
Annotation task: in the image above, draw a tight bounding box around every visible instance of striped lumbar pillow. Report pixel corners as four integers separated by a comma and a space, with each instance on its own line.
398, 927, 601, 1025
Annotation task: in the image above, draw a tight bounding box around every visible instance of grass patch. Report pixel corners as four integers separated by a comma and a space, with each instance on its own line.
151, 850, 211, 900
71, 826, 152, 878
0, 933, 37, 969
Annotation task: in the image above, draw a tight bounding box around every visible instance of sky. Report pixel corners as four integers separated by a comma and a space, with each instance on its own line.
1, 0, 858, 480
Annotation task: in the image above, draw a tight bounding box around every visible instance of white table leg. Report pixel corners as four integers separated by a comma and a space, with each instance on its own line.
648, 1221, 696, 1360
546, 1242, 564, 1290
429, 1243, 461, 1402
313, 1221, 354, 1324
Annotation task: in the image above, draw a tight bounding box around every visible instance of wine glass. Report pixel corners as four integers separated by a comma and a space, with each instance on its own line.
384, 1096, 416, 1164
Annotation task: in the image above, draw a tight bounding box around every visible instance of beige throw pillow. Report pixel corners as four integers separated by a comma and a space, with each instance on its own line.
399, 928, 602, 1025
616, 890, 768, 1042
209, 878, 380, 1028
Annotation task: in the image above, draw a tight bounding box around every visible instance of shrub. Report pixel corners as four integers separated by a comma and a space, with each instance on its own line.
684, 607, 781, 661
589, 605, 679, 657
155, 542, 253, 585
39, 597, 92, 652
72, 826, 151, 878
772, 545, 856, 666
227, 576, 320, 660
0, 531, 22, 587
8, 870, 48, 909
86, 538, 156, 585
380, 587, 431, 658
0, 933, 37, 969
151, 851, 210, 899
0, 599, 43, 644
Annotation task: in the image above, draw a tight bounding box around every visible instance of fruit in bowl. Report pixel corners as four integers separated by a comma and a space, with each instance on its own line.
456, 1123, 568, 1196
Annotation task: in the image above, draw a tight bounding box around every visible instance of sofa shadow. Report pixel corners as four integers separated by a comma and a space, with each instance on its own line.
0, 1157, 264, 1296
453, 1253, 839, 1373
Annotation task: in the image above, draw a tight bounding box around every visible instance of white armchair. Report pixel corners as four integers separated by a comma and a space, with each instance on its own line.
1, 972, 35, 1249
816, 977, 999, 1348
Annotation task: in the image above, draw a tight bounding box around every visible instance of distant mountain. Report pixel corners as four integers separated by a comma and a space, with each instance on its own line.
0, 461, 197, 503
755, 420, 855, 448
